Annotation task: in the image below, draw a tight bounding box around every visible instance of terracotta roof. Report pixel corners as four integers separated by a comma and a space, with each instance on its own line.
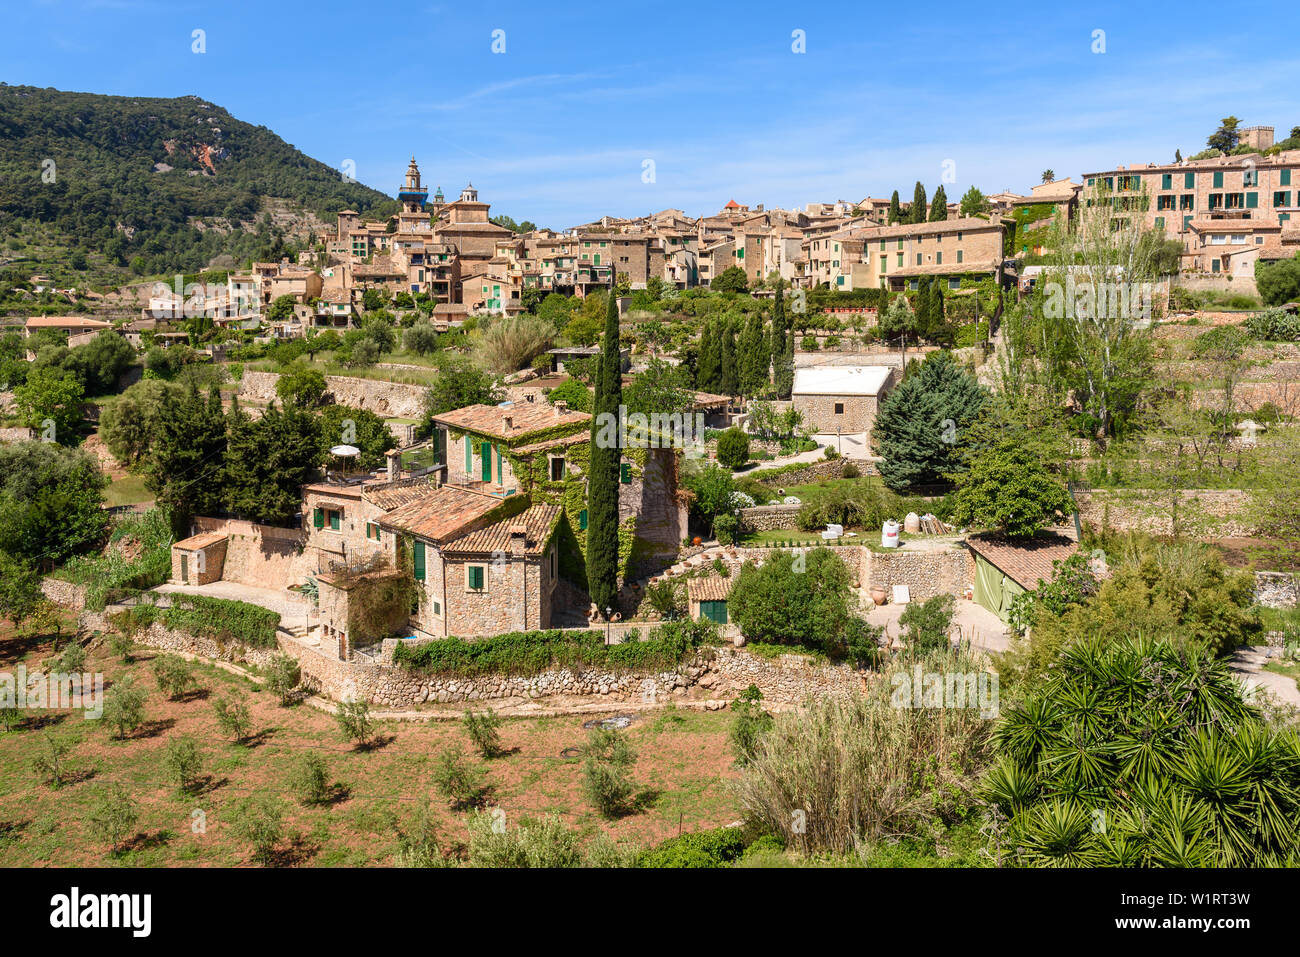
25, 316, 111, 329
966, 529, 1079, 590
173, 531, 227, 550
890, 258, 1002, 278
687, 576, 734, 602
441, 504, 562, 556
432, 403, 590, 442
376, 484, 503, 542
364, 481, 442, 511
858, 217, 1006, 239
303, 483, 365, 500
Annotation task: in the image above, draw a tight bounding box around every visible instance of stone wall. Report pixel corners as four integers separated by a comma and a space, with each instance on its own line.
239, 370, 429, 420
0, 426, 35, 443
42, 577, 88, 611
861, 546, 973, 602
1075, 488, 1254, 538
749, 456, 877, 488
739, 504, 802, 531
1255, 572, 1298, 609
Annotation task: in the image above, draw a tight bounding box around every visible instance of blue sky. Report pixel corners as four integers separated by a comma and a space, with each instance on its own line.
5, 0, 1298, 228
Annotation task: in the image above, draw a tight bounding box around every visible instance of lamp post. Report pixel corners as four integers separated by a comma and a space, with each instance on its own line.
605, 607, 612, 646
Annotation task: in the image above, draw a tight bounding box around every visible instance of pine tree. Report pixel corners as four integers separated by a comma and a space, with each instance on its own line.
928, 185, 948, 222
585, 284, 623, 616
888, 190, 902, 225
224, 400, 320, 525
911, 182, 928, 224
719, 320, 739, 396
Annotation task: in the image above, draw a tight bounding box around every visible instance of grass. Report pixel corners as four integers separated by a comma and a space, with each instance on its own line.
0, 624, 742, 866
1258, 606, 1300, 635
103, 472, 153, 508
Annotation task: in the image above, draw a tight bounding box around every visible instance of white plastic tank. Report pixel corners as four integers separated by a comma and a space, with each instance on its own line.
881, 521, 900, 548
904, 511, 921, 534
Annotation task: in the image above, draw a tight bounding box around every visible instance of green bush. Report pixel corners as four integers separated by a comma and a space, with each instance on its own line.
264, 653, 301, 705
716, 428, 751, 469
290, 753, 332, 806
713, 513, 740, 546
1242, 307, 1300, 342
898, 595, 956, 654
582, 726, 638, 817
152, 653, 196, 700
433, 749, 489, 810
640, 827, 748, 868
392, 620, 712, 677
728, 685, 773, 766
467, 812, 582, 868
464, 709, 503, 759
211, 693, 252, 742
336, 698, 374, 747
115, 593, 281, 649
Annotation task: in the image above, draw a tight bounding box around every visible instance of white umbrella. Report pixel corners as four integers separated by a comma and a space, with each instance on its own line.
330, 445, 361, 458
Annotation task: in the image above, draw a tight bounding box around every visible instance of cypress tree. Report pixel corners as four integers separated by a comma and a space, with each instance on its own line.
772, 286, 794, 399
147, 382, 227, 532
696, 319, 719, 392
929, 185, 948, 222
585, 284, 623, 616
738, 310, 767, 396
911, 182, 928, 224
719, 319, 739, 396
888, 190, 901, 225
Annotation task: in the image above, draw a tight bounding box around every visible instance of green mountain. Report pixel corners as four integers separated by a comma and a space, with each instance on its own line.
0, 84, 398, 284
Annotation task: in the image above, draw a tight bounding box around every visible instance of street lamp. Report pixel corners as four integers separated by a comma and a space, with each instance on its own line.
605, 606, 612, 645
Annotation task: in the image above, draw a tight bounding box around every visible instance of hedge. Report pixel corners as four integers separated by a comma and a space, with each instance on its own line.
391, 619, 714, 677
112, 593, 281, 649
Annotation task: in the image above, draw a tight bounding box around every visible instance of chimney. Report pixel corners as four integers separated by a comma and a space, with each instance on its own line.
554, 399, 567, 413
386, 449, 401, 481
502, 413, 513, 432
509, 524, 528, 557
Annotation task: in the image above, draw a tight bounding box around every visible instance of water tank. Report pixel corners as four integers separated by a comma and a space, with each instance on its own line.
881, 521, 900, 548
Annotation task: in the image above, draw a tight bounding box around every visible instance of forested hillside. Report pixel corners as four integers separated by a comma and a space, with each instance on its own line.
0, 84, 397, 284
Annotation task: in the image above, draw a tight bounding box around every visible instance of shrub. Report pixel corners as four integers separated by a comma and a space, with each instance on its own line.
212, 694, 253, 742
163, 735, 204, 793
467, 812, 582, 868
107, 632, 134, 663
728, 685, 773, 766
86, 783, 140, 855
735, 647, 992, 854
232, 795, 287, 865
716, 427, 751, 469
898, 594, 956, 655
395, 799, 455, 867
102, 676, 147, 739
432, 748, 489, 810
713, 513, 740, 546
32, 732, 73, 789
841, 462, 861, 479
152, 653, 196, 700
290, 753, 332, 806
643, 581, 684, 620
336, 698, 374, 747
55, 641, 86, 674
727, 548, 856, 654
464, 709, 503, 759
640, 827, 748, 868
582, 726, 638, 817
1242, 307, 1300, 342
264, 653, 301, 705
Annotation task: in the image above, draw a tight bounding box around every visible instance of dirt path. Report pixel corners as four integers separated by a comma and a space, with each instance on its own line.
1230, 646, 1300, 709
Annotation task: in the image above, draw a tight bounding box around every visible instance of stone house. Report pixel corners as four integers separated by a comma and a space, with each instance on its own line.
688, 575, 733, 624
170, 531, 228, 585
966, 530, 1079, 622
791, 365, 896, 434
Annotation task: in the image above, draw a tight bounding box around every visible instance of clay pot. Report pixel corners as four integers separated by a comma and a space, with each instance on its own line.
869, 585, 888, 607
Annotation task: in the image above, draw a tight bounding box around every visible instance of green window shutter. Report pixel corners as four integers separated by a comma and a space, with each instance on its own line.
465, 435, 472, 474
1185, 172, 1195, 188
578, 509, 588, 530
330, 510, 341, 531
1183, 215, 1193, 230
1246, 192, 1258, 208
956, 250, 963, 263
413, 541, 426, 581
313, 507, 324, 529
1161, 174, 1172, 190
620, 462, 632, 484
1282, 169, 1292, 186
1213, 171, 1223, 188
468, 565, 483, 589
481, 442, 493, 481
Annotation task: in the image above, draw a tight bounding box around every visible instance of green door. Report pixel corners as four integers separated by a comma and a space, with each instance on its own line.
699, 600, 728, 624
480, 441, 493, 482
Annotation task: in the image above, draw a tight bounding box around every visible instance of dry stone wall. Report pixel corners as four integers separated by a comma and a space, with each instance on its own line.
239, 370, 429, 420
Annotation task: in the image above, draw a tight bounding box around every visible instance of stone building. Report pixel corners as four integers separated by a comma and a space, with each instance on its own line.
791, 365, 896, 434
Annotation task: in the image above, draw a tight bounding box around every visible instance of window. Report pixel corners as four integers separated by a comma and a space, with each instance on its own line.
578, 509, 588, 531
1161, 173, 1172, 190
1213, 171, 1224, 188
1180, 194, 1194, 210
329, 509, 342, 532
1185, 171, 1195, 188
620, 462, 632, 484
833, 403, 844, 414
467, 565, 485, 591
1281, 169, 1292, 186
956, 249, 963, 263
1211, 259, 1221, 273
935, 252, 942, 265
365, 521, 381, 541
948, 278, 960, 290
549, 456, 565, 481
916, 253, 922, 265
1244, 169, 1258, 187
430, 600, 441, 617
1154, 217, 1165, 230
1275, 191, 1293, 207
896, 253, 903, 267
313, 507, 324, 529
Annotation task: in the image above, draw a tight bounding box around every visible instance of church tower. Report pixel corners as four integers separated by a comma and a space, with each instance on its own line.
398, 157, 429, 213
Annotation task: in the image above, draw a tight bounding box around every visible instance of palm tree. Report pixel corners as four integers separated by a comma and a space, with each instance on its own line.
1040, 169, 1055, 184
